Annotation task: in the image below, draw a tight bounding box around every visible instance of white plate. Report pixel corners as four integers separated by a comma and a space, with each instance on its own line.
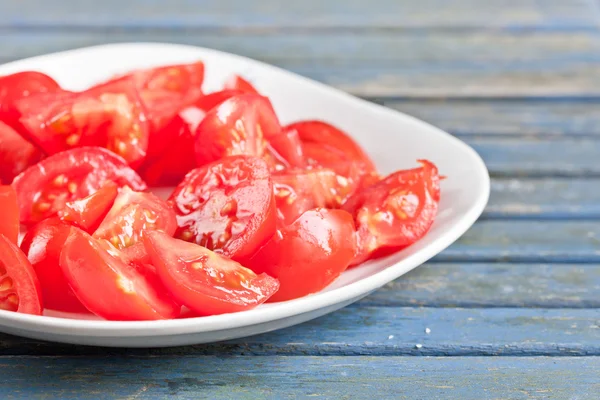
0, 43, 489, 347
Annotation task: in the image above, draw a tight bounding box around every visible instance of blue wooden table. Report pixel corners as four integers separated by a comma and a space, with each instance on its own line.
2, 1, 600, 398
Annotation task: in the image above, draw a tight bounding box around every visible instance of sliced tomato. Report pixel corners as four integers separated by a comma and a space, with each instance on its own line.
58, 181, 118, 233
267, 127, 305, 169
20, 217, 87, 313
0, 120, 44, 184
0, 234, 43, 315
224, 74, 259, 94
169, 155, 276, 260
245, 208, 356, 302
342, 160, 440, 264
0, 186, 19, 244
12, 147, 147, 225
194, 94, 281, 166
60, 227, 180, 320
273, 168, 353, 225
94, 187, 176, 250
17, 79, 149, 167
0, 71, 61, 123
195, 89, 244, 112
144, 230, 279, 315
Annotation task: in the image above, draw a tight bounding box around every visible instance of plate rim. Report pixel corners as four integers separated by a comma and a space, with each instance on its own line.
0, 42, 490, 337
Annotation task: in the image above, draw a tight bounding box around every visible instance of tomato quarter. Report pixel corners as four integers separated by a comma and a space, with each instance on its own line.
58, 181, 118, 233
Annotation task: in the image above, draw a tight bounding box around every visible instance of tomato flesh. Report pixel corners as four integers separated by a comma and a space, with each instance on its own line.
144, 230, 279, 316
58, 181, 118, 233
0, 185, 19, 244
169, 155, 276, 260
94, 187, 177, 250
224, 74, 259, 94
12, 146, 147, 225
20, 218, 87, 313
60, 227, 180, 320
0, 234, 43, 315
0, 121, 43, 184
245, 208, 356, 302
342, 160, 440, 263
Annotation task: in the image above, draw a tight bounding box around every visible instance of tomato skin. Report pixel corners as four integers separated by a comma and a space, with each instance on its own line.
20, 218, 88, 313
0, 234, 43, 315
58, 181, 118, 233
60, 227, 180, 320
0, 185, 19, 244
342, 160, 440, 264
194, 94, 281, 166
0, 121, 44, 184
245, 208, 356, 302
144, 230, 279, 316
267, 127, 305, 169
94, 187, 177, 250
194, 89, 245, 112
12, 146, 147, 225
169, 155, 276, 261
224, 75, 259, 94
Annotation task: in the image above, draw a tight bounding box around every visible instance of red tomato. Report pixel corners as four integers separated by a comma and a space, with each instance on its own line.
20, 217, 87, 313
273, 168, 353, 225
94, 187, 177, 249
58, 181, 118, 233
12, 147, 147, 225
143, 230, 279, 315
169, 155, 276, 261
224, 74, 259, 94
0, 185, 19, 244
267, 127, 305, 169
0, 120, 43, 184
194, 94, 281, 166
245, 208, 356, 302
0, 234, 43, 315
342, 160, 440, 264
17, 79, 149, 167
60, 227, 180, 320
194, 89, 244, 112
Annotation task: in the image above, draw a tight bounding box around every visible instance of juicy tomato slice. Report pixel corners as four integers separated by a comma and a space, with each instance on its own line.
224, 74, 259, 94
0, 71, 60, 110
12, 146, 147, 225
17, 79, 149, 167
60, 227, 180, 320
267, 127, 305, 169
93, 187, 177, 250
286, 120, 376, 171
0, 120, 43, 184
58, 181, 118, 233
169, 155, 276, 261
273, 168, 353, 225
20, 217, 87, 313
0, 234, 43, 315
194, 94, 281, 166
194, 89, 244, 112
245, 208, 356, 302
0, 186, 19, 244
342, 160, 440, 264
144, 230, 279, 316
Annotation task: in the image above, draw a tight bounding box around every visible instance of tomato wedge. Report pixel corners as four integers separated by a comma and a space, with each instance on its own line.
195, 89, 244, 112
144, 230, 279, 316
20, 217, 87, 313
245, 208, 356, 302
58, 181, 118, 233
194, 94, 281, 166
0, 185, 19, 244
169, 156, 276, 260
224, 74, 259, 94
60, 227, 180, 320
94, 187, 177, 250
342, 160, 440, 264
0, 234, 43, 315
12, 147, 147, 225
0, 120, 43, 184
17, 79, 149, 167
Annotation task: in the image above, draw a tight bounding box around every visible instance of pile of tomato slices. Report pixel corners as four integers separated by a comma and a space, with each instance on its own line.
0, 63, 441, 320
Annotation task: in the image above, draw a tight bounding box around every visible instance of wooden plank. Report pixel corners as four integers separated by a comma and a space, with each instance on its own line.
0, 356, 597, 399
437, 221, 600, 263
0, 308, 598, 356
487, 178, 600, 219
363, 263, 600, 308
2, 31, 600, 97
0, 0, 596, 30
387, 100, 600, 136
